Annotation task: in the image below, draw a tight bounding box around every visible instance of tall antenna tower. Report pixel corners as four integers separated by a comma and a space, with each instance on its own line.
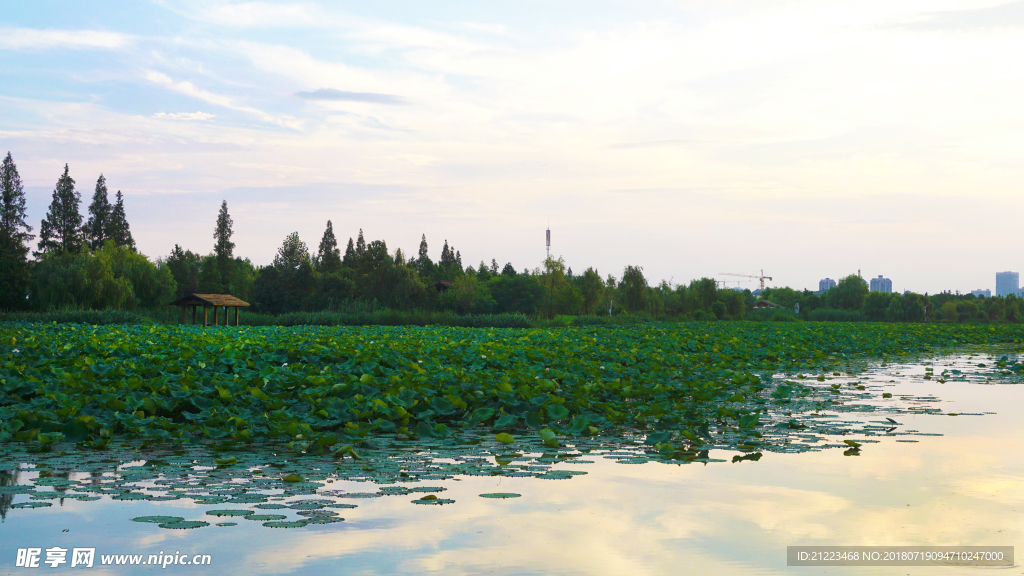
545, 226, 551, 259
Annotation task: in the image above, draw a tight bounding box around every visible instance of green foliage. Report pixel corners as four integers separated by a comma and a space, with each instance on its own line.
0, 309, 148, 324
314, 220, 342, 274
827, 275, 869, 310
213, 200, 234, 267
84, 175, 111, 250
863, 291, 892, 321
490, 274, 543, 315
0, 152, 31, 249
37, 164, 83, 257
108, 191, 135, 250
621, 265, 648, 313
30, 243, 176, 310
807, 308, 867, 322
577, 267, 605, 315
2, 321, 1022, 449
273, 232, 310, 271
161, 245, 202, 296
0, 153, 32, 310
415, 234, 434, 278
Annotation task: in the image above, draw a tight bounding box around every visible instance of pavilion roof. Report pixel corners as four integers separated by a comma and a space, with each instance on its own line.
170, 293, 250, 307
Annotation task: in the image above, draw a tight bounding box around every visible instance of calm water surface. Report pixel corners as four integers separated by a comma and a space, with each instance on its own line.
2, 351, 1022, 575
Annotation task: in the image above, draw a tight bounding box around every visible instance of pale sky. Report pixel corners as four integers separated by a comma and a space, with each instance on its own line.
3, 0, 1024, 294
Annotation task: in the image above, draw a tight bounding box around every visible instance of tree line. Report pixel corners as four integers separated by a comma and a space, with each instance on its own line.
760, 275, 1024, 323
1, 152, 1020, 323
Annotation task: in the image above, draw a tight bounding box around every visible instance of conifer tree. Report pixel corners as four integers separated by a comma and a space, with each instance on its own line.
415, 234, 433, 276
417, 234, 429, 262
0, 152, 33, 309
37, 164, 83, 256
440, 240, 452, 268
108, 191, 135, 250
315, 220, 342, 273
84, 175, 111, 249
0, 153, 31, 247
213, 200, 234, 266
355, 229, 366, 259
210, 200, 234, 292
342, 237, 356, 269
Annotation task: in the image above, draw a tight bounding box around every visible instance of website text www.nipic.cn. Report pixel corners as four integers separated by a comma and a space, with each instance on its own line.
15, 548, 212, 569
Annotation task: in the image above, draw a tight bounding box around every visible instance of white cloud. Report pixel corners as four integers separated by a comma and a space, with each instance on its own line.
153, 111, 216, 120
460, 22, 519, 38
155, 0, 332, 28
0, 28, 130, 51
144, 70, 302, 129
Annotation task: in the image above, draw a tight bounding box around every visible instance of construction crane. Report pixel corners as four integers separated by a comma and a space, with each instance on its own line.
715, 280, 748, 289
719, 269, 772, 291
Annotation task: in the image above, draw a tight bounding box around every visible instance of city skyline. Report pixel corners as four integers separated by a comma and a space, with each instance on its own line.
4, 1, 1024, 294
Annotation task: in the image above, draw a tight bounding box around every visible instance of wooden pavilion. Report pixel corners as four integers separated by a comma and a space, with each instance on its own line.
170, 293, 250, 326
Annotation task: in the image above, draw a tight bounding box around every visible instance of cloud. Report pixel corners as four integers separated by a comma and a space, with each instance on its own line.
294, 88, 408, 104
608, 139, 696, 149
154, 0, 331, 28
145, 70, 302, 129
0, 28, 129, 51
903, 1, 1024, 30
460, 22, 519, 38
153, 111, 216, 120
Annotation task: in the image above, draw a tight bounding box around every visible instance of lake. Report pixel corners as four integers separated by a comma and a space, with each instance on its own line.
1, 349, 1021, 575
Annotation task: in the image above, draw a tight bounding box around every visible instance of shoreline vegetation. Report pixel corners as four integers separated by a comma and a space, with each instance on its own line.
1, 155, 1020, 326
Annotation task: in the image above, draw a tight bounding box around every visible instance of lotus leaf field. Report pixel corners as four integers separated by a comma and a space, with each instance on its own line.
2, 321, 1024, 456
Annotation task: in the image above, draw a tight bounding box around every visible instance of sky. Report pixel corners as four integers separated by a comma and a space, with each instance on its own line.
2, 0, 1024, 295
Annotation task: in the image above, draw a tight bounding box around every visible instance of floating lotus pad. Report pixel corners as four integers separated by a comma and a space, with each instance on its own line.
113, 492, 152, 500
413, 495, 456, 505
132, 515, 187, 524
0, 486, 35, 494
31, 478, 77, 486
304, 516, 344, 524
206, 509, 256, 517
479, 493, 521, 499
247, 514, 288, 521
263, 520, 308, 528
158, 521, 210, 530
11, 502, 52, 508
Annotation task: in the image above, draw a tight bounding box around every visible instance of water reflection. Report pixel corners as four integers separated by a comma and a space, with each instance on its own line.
1, 350, 1023, 574
0, 468, 17, 522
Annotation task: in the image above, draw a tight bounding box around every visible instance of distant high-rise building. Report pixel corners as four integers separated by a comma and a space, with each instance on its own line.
869, 275, 892, 293
996, 271, 1019, 297
818, 278, 836, 293
971, 289, 991, 298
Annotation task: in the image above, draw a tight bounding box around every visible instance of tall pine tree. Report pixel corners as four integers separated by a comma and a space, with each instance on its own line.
211, 200, 234, 292
84, 175, 111, 249
355, 229, 366, 259
315, 220, 342, 273
417, 234, 429, 263
0, 152, 33, 310
108, 191, 135, 250
37, 164, 83, 257
440, 240, 451, 268
342, 237, 356, 269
